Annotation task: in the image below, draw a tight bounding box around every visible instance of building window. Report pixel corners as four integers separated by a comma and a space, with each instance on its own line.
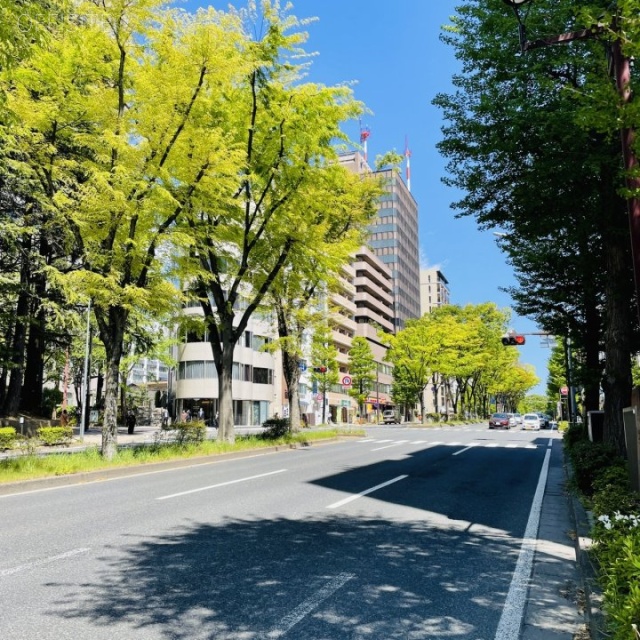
253, 367, 273, 384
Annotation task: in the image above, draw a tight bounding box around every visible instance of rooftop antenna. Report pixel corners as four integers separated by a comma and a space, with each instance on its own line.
404, 135, 412, 191
359, 121, 371, 163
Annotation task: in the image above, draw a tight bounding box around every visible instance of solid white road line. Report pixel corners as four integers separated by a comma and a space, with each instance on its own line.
452, 443, 479, 456
1, 548, 90, 577
261, 572, 354, 639
156, 469, 287, 500
494, 448, 551, 640
326, 475, 409, 509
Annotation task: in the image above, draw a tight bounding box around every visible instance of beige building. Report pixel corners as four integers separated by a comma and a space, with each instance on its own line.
420, 268, 450, 314
420, 267, 452, 417
353, 246, 395, 417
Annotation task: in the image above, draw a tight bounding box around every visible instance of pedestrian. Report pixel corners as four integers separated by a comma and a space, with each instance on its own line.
181, 409, 187, 423
60, 409, 68, 427
186, 408, 192, 422
162, 407, 169, 428
198, 407, 204, 421
126, 409, 136, 434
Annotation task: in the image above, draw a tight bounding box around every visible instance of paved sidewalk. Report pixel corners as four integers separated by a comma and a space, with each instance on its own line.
521, 437, 600, 639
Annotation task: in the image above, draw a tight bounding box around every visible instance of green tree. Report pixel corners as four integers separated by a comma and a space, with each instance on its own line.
266, 166, 381, 432
6, 1, 245, 457
348, 337, 376, 420
434, 0, 636, 454
310, 321, 340, 424
181, 1, 369, 441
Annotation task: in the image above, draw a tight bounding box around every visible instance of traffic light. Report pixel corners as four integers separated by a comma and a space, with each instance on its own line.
313, 366, 327, 373
501, 332, 526, 346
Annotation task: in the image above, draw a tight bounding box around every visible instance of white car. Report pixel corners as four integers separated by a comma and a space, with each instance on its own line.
522, 413, 542, 430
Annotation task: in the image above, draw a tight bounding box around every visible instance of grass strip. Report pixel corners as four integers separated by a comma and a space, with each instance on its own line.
0, 429, 365, 484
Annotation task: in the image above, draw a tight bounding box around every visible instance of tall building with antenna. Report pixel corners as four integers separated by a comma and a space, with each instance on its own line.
340, 147, 421, 330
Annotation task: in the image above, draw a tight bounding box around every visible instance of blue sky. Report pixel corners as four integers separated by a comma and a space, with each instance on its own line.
180, 0, 551, 394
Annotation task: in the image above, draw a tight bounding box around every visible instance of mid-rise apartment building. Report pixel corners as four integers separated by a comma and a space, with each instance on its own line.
353, 246, 394, 414
172, 300, 276, 426
420, 267, 450, 314
420, 267, 453, 417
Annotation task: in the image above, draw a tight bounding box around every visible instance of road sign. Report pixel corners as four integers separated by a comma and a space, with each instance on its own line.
298, 360, 307, 372
316, 393, 324, 402
560, 386, 569, 396
341, 375, 352, 386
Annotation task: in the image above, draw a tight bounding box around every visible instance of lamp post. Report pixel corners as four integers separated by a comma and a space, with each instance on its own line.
501, 0, 640, 325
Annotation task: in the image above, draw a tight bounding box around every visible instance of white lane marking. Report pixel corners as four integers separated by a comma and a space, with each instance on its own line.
371, 440, 409, 451
326, 475, 408, 509
494, 448, 551, 640
157, 469, 286, 500
486, 443, 499, 448
0, 451, 293, 499
548, 438, 553, 448
1, 548, 90, 577
358, 438, 376, 442
262, 572, 354, 639
452, 443, 479, 456
506, 444, 518, 449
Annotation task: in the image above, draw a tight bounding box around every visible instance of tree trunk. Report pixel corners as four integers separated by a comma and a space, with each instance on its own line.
96, 308, 127, 460
216, 335, 235, 443
601, 238, 633, 457
21, 305, 45, 415
282, 350, 301, 432
4, 265, 30, 416
101, 355, 120, 460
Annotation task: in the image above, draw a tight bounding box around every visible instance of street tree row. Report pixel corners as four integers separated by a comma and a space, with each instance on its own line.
0, 0, 385, 457
434, 0, 640, 455
382, 303, 539, 421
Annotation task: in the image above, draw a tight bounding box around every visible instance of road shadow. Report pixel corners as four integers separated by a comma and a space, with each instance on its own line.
49, 513, 521, 639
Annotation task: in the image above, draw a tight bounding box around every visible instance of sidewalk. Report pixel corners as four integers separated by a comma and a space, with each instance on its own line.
521, 437, 602, 639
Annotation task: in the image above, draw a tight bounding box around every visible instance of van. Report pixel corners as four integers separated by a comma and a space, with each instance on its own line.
382, 410, 399, 424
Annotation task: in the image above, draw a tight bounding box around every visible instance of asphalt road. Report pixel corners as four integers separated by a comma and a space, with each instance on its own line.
0, 424, 560, 639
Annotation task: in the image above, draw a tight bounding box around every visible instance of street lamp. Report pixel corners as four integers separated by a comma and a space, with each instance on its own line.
501, 1, 640, 326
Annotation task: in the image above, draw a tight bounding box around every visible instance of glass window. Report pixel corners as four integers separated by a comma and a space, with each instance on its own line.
253, 367, 272, 384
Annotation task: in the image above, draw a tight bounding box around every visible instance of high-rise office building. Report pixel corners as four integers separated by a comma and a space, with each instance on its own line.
340, 151, 421, 330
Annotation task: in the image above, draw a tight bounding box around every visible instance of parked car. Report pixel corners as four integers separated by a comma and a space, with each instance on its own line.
489, 412, 512, 429
513, 412, 523, 425
522, 413, 542, 430
382, 410, 399, 424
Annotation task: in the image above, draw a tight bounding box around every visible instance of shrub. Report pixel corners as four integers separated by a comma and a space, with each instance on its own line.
566, 439, 620, 496
0, 427, 17, 450
260, 417, 291, 440
592, 466, 640, 518
42, 387, 63, 419
172, 421, 206, 445
37, 426, 73, 446
563, 421, 588, 450
592, 513, 640, 639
